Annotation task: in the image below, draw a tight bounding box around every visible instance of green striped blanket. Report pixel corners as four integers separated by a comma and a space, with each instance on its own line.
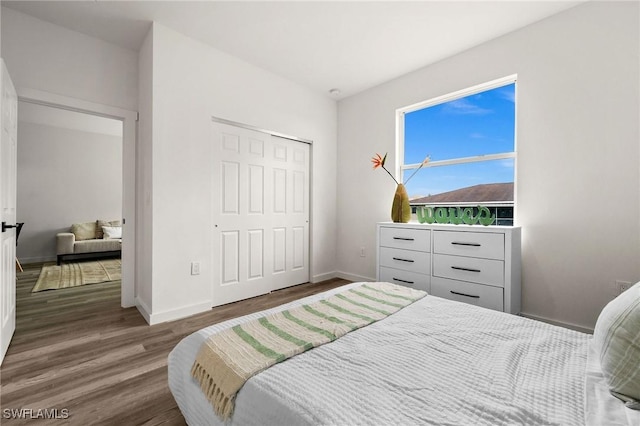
191, 282, 427, 420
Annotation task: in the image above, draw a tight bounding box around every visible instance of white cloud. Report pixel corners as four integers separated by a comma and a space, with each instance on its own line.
498, 87, 516, 103
442, 98, 492, 115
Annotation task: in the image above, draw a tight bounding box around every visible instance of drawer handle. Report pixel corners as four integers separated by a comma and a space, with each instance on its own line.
451, 242, 481, 247
450, 290, 480, 299
392, 257, 414, 263
451, 266, 481, 273
393, 237, 415, 241
393, 277, 415, 285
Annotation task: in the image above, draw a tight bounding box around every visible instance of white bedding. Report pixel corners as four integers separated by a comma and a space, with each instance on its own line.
168, 282, 637, 426
585, 341, 640, 426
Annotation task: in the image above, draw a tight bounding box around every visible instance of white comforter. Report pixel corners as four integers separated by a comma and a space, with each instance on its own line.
168, 283, 632, 426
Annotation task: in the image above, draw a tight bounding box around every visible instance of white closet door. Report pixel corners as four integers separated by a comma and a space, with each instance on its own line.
212, 122, 310, 306
0, 60, 17, 365
270, 135, 310, 291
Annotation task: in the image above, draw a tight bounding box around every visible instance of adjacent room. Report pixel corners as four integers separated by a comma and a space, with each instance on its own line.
0, 1, 638, 425
17, 101, 123, 280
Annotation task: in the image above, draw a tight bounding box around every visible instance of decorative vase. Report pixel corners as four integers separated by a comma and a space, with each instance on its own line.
391, 184, 411, 223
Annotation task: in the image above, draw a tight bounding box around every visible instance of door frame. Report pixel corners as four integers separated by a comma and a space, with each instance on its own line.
210, 116, 314, 294
1, 59, 18, 365
211, 116, 313, 145
17, 87, 137, 308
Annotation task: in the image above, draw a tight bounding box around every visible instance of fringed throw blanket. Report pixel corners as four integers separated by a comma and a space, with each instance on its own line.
191, 282, 427, 420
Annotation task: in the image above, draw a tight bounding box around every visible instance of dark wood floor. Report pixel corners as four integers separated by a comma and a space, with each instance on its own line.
0, 262, 350, 425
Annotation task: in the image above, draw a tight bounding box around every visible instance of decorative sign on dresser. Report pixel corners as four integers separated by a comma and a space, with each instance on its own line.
376, 222, 521, 314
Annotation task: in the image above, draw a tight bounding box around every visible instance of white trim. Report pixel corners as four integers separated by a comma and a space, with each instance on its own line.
308, 144, 315, 288
135, 298, 152, 325
402, 153, 516, 171
16, 87, 137, 309
520, 312, 594, 334
411, 201, 514, 207
335, 271, 375, 283
399, 74, 518, 115
17, 88, 136, 122
144, 301, 212, 326
512, 82, 519, 226
311, 271, 375, 284
394, 110, 405, 185
211, 116, 313, 145
311, 271, 337, 283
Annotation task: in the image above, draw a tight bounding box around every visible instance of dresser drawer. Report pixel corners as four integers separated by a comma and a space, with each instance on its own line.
433, 230, 504, 260
379, 247, 430, 275
433, 253, 504, 287
431, 277, 504, 311
379, 267, 430, 292
380, 227, 430, 252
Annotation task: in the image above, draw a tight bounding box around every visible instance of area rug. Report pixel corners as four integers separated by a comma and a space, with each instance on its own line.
32, 259, 121, 293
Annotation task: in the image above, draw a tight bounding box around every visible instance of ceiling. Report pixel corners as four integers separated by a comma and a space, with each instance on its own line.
3, 1, 584, 99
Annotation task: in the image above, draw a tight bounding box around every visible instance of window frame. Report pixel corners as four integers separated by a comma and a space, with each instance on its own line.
395, 75, 518, 224
396, 74, 518, 181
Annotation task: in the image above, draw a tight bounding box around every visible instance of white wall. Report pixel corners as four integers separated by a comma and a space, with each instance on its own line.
138, 23, 337, 323
1, 7, 138, 111
17, 109, 122, 263
337, 1, 639, 331
136, 26, 154, 318
2, 8, 338, 324
3, 6, 139, 306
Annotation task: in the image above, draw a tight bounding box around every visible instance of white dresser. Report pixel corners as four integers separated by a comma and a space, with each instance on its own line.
377, 223, 521, 314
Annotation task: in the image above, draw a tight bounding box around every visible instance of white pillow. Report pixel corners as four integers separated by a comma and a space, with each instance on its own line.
593, 281, 640, 409
102, 225, 122, 239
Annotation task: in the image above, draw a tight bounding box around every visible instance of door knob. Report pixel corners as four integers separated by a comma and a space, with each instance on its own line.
2, 222, 17, 232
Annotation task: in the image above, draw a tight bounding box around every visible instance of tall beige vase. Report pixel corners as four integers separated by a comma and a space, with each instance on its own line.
391, 184, 411, 223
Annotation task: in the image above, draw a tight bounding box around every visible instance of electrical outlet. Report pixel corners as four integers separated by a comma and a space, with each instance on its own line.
360, 247, 366, 257
191, 261, 201, 276
616, 280, 632, 295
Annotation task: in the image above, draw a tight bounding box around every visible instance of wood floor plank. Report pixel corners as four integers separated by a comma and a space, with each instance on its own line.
0, 262, 350, 424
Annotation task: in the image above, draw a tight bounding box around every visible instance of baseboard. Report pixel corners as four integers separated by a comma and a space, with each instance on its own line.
312, 271, 376, 283
138, 300, 212, 326
335, 271, 375, 283
520, 312, 594, 334
135, 298, 152, 324
311, 271, 337, 283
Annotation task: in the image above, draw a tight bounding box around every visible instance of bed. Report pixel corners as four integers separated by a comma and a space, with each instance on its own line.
168, 282, 640, 426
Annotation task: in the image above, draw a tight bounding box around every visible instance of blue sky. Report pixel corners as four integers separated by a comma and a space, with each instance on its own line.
403, 83, 515, 199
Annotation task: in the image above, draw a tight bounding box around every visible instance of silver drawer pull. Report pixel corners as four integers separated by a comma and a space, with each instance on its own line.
392, 257, 414, 263
393, 237, 415, 241
450, 290, 480, 299
393, 277, 414, 285
451, 266, 481, 273
451, 241, 481, 247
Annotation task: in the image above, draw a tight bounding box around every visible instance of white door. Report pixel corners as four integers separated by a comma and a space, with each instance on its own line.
212, 122, 310, 306
0, 60, 18, 365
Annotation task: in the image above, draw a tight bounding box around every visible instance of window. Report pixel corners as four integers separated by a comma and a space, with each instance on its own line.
398, 76, 516, 225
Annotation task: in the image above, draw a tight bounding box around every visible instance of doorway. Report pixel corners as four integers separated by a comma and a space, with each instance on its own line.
17, 101, 123, 265
16, 88, 136, 308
